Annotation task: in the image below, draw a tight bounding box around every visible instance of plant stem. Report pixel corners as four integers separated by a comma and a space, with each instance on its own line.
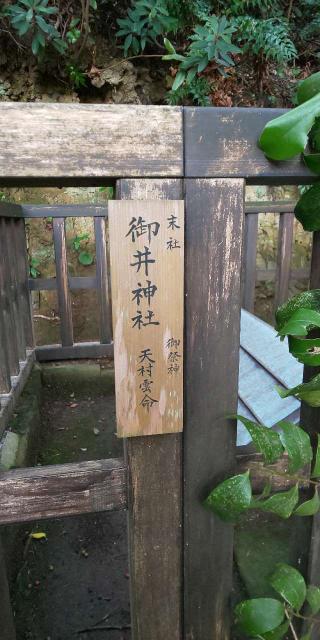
285, 610, 299, 640
250, 462, 319, 487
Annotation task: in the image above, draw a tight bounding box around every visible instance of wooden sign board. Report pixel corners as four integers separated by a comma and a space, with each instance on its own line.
108, 200, 184, 438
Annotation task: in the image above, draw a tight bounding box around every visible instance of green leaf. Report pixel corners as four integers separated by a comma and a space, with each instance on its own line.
287, 335, 320, 366
269, 563, 306, 611
311, 435, 320, 478
254, 484, 299, 519
234, 415, 283, 464
306, 585, 320, 614
295, 184, 320, 231
276, 373, 320, 407
278, 421, 312, 473
234, 598, 285, 636
78, 251, 93, 266
258, 92, 320, 160
164, 37, 175, 54
297, 72, 320, 105
172, 70, 186, 91
277, 308, 320, 337
276, 290, 320, 333
295, 489, 320, 516
259, 621, 290, 640
303, 153, 320, 174
204, 471, 252, 522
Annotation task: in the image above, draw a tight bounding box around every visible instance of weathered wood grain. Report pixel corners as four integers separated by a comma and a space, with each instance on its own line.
13, 219, 34, 348
109, 199, 184, 437
242, 213, 258, 312
117, 178, 182, 640
29, 276, 98, 291
184, 178, 244, 640
0, 219, 23, 372
245, 201, 295, 214
274, 212, 294, 311
0, 104, 183, 179
185, 108, 315, 183
0, 350, 35, 438
0, 458, 127, 524
22, 204, 108, 217
94, 217, 112, 344
53, 218, 73, 346
0, 539, 16, 640
35, 342, 113, 362
0, 202, 23, 217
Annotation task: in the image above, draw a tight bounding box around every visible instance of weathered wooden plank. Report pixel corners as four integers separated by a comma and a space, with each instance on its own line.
184, 178, 244, 640
94, 217, 112, 344
0, 202, 23, 218
13, 219, 34, 348
0, 350, 35, 438
242, 213, 258, 312
35, 342, 113, 362
274, 212, 294, 311
0, 458, 127, 524
7, 219, 27, 360
0, 539, 16, 640
22, 204, 108, 218
185, 108, 315, 183
245, 201, 295, 214
0, 220, 19, 379
0, 104, 183, 179
0, 219, 24, 370
53, 218, 73, 346
117, 179, 182, 640
29, 276, 98, 291
109, 199, 184, 437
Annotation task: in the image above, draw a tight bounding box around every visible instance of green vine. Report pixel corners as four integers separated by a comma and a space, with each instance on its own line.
205, 71, 320, 639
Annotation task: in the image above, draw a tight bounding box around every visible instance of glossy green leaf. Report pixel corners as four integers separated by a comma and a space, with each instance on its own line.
259, 621, 290, 640
294, 184, 320, 231
172, 70, 186, 91
163, 37, 175, 54
295, 489, 320, 516
303, 153, 320, 174
269, 563, 306, 611
297, 72, 320, 105
276, 373, 320, 407
278, 421, 312, 473
276, 290, 320, 333
311, 435, 320, 478
234, 598, 285, 636
306, 585, 320, 614
258, 92, 320, 160
234, 415, 284, 464
277, 308, 320, 337
204, 471, 252, 521
254, 484, 299, 519
287, 335, 320, 366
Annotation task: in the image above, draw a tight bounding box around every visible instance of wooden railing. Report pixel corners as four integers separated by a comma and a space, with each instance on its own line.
242, 201, 301, 314
23, 205, 113, 361
0, 204, 34, 437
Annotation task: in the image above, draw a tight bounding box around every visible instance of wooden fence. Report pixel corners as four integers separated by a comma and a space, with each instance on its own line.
0, 104, 319, 640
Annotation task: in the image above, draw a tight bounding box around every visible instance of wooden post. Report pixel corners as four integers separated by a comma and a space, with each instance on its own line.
0, 540, 16, 640
53, 218, 74, 346
274, 212, 294, 312
116, 179, 183, 640
94, 217, 112, 344
242, 213, 258, 312
184, 178, 245, 640
0, 219, 20, 376
12, 219, 34, 348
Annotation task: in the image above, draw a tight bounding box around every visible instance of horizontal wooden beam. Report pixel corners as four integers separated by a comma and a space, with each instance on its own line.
185, 108, 317, 183
0, 458, 127, 524
0, 104, 183, 181
22, 205, 108, 218
245, 201, 295, 214
29, 276, 97, 291
0, 203, 23, 218
0, 350, 35, 438
35, 341, 113, 361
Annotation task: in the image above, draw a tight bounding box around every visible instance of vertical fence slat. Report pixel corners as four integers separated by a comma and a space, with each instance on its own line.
117, 178, 182, 640
0, 219, 20, 375
13, 219, 34, 348
6, 219, 27, 362
94, 217, 112, 343
53, 218, 73, 347
274, 212, 294, 311
0, 220, 11, 394
0, 540, 16, 640
242, 213, 258, 312
184, 178, 245, 640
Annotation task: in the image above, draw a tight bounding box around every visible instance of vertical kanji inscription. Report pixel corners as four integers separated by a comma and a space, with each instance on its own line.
109, 200, 184, 437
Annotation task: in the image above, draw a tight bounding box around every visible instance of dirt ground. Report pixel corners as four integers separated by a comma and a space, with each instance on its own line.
8, 368, 131, 640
